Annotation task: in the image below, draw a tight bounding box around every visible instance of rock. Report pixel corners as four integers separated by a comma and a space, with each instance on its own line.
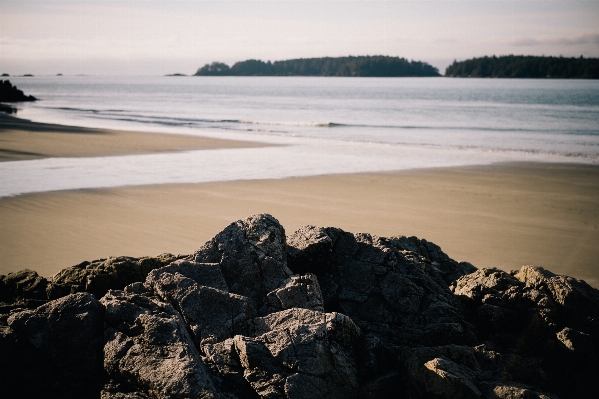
48, 253, 184, 299
3, 215, 599, 398
1, 293, 104, 398
101, 290, 222, 399
451, 268, 549, 352
148, 259, 230, 291
286, 225, 476, 347
0, 103, 17, 114
397, 236, 477, 284
145, 260, 256, 346
0, 269, 50, 313
101, 392, 149, 399
286, 225, 334, 275
266, 273, 324, 312
232, 308, 361, 399
513, 265, 599, 336
190, 214, 292, 311
452, 266, 599, 398
418, 357, 480, 398
556, 327, 594, 353
0, 80, 37, 101
0, 269, 49, 300
203, 308, 362, 399
403, 345, 482, 399
487, 383, 557, 399
202, 338, 258, 398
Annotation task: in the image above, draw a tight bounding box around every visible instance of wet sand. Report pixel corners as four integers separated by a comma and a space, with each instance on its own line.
0, 114, 266, 161
1, 162, 598, 287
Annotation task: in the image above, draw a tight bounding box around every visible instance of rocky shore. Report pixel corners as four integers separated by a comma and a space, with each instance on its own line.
1, 214, 598, 399
0, 80, 37, 102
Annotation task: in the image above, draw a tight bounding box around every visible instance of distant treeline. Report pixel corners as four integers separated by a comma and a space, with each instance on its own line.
194, 56, 440, 77
445, 55, 599, 79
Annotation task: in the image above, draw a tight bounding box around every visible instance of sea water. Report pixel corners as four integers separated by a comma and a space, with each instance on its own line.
2, 76, 598, 197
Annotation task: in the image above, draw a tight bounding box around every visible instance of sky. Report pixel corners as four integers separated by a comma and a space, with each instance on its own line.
1, 0, 598, 76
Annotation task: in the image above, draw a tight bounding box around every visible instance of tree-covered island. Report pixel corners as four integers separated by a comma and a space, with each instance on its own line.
445, 55, 599, 78
195, 56, 440, 77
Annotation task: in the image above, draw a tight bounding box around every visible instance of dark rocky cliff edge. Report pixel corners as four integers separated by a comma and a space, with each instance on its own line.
0, 80, 37, 102
1, 214, 598, 399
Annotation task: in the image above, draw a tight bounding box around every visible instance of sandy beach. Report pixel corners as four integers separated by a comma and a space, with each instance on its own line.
0, 113, 266, 161
1, 116, 598, 286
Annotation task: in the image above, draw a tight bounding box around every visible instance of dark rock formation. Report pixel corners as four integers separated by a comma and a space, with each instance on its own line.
189, 214, 293, 313
0, 103, 17, 114
0, 80, 37, 102
1, 293, 104, 398
1, 214, 598, 398
0, 269, 50, 312
101, 289, 221, 399
48, 253, 185, 299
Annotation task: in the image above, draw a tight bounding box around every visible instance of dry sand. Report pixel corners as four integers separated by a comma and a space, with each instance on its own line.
1, 162, 598, 286
0, 114, 266, 161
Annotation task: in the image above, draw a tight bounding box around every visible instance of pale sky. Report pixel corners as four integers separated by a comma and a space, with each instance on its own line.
1, 0, 598, 76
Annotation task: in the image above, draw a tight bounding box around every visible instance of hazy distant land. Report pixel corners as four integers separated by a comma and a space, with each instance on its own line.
194, 56, 441, 77
445, 55, 599, 78
190, 55, 599, 79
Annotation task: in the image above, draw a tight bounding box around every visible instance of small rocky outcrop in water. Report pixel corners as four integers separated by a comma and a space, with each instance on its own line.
0, 80, 37, 102
1, 214, 597, 398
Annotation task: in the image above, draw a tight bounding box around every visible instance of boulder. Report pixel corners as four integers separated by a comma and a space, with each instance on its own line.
0, 269, 48, 301
3, 215, 599, 398
452, 266, 599, 397
487, 384, 557, 399
402, 345, 482, 399
0, 269, 49, 313
513, 265, 599, 335
266, 273, 324, 312
286, 225, 476, 347
190, 214, 292, 311
1, 293, 104, 398
144, 260, 256, 347
206, 307, 361, 399
0, 80, 37, 102
48, 253, 184, 299
101, 290, 222, 399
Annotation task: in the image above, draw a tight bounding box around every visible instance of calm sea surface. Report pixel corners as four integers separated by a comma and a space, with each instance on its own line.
2, 76, 599, 197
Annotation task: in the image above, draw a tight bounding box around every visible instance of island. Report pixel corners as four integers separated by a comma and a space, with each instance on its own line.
445, 55, 599, 78
195, 55, 440, 77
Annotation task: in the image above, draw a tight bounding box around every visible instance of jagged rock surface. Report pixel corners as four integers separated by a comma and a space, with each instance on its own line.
1, 293, 104, 398
450, 266, 599, 398
1, 214, 598, 398
189, 214, 293, 312
48, 253, 185, 299
0, 269, 49, 312
101, 290, 221, 399
0, 80, 37, 101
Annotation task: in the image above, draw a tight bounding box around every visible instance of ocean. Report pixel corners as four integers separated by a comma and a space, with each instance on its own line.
2, 76, 598, 197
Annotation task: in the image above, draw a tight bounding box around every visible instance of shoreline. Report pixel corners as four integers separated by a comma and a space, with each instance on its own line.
1, 114, 597, 286
1, 161, 598, 287
0, 113, 267, 161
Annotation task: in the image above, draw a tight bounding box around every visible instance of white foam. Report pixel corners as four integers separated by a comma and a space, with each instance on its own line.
0, 137, 587, 198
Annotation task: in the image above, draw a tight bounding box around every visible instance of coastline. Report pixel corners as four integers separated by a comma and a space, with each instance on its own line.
2, 162, 598, 287
0, 113, 266, 161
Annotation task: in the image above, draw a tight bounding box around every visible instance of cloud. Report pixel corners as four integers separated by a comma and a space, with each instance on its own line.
512, 33, 599, 47
433, 38, 459, 44
512, 38, 542, 47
